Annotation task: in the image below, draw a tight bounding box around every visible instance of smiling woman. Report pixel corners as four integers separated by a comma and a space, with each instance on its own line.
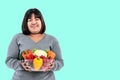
22, 8, 46, 35
5, 8, 64, 80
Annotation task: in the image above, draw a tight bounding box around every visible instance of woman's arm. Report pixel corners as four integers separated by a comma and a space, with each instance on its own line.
51, 38, 64, 71
5, 35, 23, 70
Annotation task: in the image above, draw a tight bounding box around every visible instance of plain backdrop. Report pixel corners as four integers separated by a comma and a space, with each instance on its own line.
0, 0, 120, 80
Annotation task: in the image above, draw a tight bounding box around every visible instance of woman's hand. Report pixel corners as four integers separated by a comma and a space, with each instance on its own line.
45, 60, 54, 71
21, 60, 32, 72
41, 59, 54, 72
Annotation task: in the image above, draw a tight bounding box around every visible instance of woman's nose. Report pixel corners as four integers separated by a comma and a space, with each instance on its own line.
31, 20, 36, 24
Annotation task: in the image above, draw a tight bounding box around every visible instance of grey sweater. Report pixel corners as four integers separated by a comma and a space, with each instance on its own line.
5, 33, 64, 80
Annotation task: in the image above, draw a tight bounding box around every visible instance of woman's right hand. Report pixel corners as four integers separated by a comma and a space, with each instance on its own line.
21, 60, 32, 72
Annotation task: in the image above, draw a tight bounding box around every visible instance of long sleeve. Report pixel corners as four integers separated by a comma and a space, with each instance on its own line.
51, 38, 64, 71
5, 35, 23, 70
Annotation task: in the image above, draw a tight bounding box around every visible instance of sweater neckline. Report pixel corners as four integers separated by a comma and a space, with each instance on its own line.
25, 33, 47, 44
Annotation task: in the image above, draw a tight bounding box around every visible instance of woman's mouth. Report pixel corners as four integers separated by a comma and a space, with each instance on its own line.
31, 25, 38, 29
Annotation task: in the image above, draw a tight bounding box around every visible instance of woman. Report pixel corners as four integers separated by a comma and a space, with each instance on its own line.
5, 8, 64, 80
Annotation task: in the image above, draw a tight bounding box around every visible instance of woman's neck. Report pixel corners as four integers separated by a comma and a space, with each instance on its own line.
29, 33, 43, 37
28, 33, 45, 43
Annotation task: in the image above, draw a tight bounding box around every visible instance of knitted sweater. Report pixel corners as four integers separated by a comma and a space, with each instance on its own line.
5, 33, 64, 80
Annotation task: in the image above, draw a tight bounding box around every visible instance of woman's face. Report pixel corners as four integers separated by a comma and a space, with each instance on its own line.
27, 13, 42, 34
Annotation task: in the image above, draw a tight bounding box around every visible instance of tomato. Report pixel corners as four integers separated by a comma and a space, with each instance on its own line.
22, 50, 35, 60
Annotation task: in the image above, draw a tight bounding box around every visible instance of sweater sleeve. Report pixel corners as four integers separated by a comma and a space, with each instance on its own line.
51, 38, 64, 71
5, 34, 24, 71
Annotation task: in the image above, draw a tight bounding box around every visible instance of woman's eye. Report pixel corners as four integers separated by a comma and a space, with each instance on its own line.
35, 18, 40, 21
28, 19, 31, 22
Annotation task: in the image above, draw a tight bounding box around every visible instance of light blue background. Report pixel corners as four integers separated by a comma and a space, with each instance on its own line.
0, 0, 120, 80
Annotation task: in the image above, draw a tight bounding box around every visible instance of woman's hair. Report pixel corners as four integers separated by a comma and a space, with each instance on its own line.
22, 8, 46, 35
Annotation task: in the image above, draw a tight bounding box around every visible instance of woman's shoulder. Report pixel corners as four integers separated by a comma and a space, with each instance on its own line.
12, 33, 25, 39
45, 33, 57, 40
14, 33, 23, 36
45, 33, 59, 44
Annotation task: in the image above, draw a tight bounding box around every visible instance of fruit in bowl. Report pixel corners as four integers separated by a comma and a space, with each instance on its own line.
19, 49, 56, 71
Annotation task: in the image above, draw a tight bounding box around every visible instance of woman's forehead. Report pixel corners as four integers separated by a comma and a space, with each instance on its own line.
28, 13, 39, 19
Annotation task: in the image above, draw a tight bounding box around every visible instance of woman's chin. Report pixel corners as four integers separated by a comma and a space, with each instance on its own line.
31, 32, 40, 34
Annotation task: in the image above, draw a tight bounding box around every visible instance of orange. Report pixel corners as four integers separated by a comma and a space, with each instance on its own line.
47, 51, 56, 59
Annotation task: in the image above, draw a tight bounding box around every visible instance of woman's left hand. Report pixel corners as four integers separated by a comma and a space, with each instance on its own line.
45, 60, 54, 71
40, 59, 54, 72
